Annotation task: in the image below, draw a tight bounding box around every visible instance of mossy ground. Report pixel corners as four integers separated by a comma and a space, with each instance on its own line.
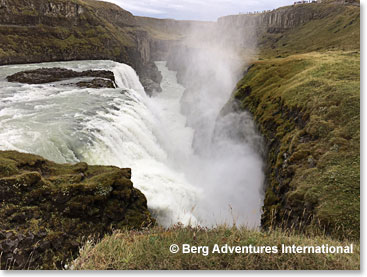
71, 225, 359, 270
0, 151, 153, 269
234, 51, 359, 240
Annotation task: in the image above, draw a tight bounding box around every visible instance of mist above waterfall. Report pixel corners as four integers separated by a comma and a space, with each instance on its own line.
153, 19, 265, 227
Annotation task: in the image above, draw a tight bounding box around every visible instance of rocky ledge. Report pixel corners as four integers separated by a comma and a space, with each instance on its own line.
75, 78, 115, 89
6, 67, 116, 89
0, 150, 154, 269
139, 62, 163, 95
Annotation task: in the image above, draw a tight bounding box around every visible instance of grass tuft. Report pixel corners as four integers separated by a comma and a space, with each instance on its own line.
71, 225, 359, 270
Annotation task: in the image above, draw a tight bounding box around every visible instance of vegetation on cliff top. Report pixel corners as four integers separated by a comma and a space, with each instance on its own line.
71, 225, 359, 270
0, 151, 153, 269
234, 51, 359, 241
258, 2, 359, 58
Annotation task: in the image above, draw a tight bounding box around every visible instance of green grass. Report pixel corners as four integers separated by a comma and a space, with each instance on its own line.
233, 1, 360, 243
71, 225, 359, 270
234, 51, 359, 240
258, 4, 360, 58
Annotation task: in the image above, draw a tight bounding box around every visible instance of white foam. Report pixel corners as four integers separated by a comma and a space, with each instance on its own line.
0, 60, 264, 228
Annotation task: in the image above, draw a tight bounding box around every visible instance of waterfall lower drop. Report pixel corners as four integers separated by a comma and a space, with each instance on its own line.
0, 60, 264, 228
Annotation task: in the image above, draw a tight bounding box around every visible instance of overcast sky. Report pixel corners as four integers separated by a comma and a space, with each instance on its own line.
103, 0, 295, 21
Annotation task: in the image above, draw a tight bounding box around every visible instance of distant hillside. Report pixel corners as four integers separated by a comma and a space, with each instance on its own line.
217, 1, 360, 58
135, 17, 213, 40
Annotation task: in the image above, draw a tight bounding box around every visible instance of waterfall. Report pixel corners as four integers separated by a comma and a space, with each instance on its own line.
0, 60, 264, 228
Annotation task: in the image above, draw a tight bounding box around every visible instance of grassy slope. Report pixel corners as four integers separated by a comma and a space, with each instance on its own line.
235, 51, 359, 240
234, 3, 360, 241
71, 226, 359, 270
258, 3, 360, 58
135, 17, 187, 40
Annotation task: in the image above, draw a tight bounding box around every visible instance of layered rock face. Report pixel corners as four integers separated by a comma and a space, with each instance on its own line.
0, 150, 153, 269
217, 1, 359, 32
218, 5, 319, 32
216, 0, 360, 57
0, 0, 132, 63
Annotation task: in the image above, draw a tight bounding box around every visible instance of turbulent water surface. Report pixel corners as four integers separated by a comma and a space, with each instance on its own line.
0, 60, 264, 228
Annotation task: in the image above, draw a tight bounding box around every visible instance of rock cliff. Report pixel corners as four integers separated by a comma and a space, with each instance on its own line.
218, 0, 359, 31
217, 1, 359, 56
0, 150, 153, 269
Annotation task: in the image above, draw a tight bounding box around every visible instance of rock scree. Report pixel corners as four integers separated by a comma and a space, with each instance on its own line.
0, 150, 154, 269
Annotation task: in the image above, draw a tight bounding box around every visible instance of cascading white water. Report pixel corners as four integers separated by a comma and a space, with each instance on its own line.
0, 60, 264, 228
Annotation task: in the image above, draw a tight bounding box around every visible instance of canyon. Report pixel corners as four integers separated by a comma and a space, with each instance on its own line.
0, 0, 360, 269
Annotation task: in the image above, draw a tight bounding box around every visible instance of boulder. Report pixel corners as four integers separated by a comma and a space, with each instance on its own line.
140, 77, 162, 96
6, 67, 116, 88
